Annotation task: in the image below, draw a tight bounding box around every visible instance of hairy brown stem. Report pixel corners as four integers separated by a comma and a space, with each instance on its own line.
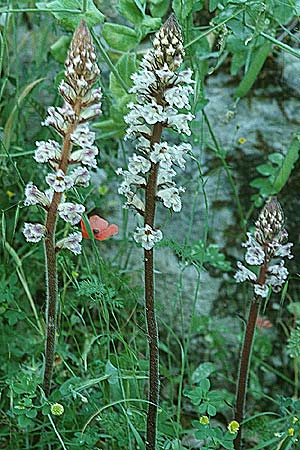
145, 122, 162, 450
234, 257, 268, 450
42, 105, 81, 396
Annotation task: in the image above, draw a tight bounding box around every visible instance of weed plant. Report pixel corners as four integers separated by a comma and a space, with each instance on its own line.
1, 1, 300, 450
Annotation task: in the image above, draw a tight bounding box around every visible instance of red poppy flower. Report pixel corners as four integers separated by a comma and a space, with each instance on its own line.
81, 215, 118, 241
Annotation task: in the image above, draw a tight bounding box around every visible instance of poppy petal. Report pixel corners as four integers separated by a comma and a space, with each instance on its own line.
89, 215, 108, 234
95, 224, 119, 241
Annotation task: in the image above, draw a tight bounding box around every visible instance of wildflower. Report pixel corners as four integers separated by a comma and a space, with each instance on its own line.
288, 428, 295, 436
23, 223, 47, 243
199, 416, 210, 425
24, 182, 50, 208
46, 169, 74, 192
56, 232, 82, 255
238, 137, 247, 144
58, 202, 85, 225
80, 215, 118, 241
6, 190, 15, 199
50, 403, 64, 416
234, 198, 292, 298
133, 225, 163, 250
228, 420, 240, 434
293, 417, 299, 424
34, 140, 61, 163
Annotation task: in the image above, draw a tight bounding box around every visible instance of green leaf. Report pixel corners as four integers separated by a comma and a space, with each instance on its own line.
42, 0, 105, 29
50, 35, 71, 63
192, 362, 217, 384
199, 378, 210, 392
118, 0, 144, 23
149, 0, 170, 17
105, 360, 118, 385
272, 135, 300, 192
235, 41, 272, 98
207, 404, 217, 416
209, 0, 220, 12
268, 152, 284, 164
102, 23, 140, 51
109, 54, 138, 99
256, 163, 277, 176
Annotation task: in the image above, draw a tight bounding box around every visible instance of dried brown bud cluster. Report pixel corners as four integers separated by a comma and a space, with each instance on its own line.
145, 14, 184, 72
65, 20, 100, 97
255, 197, 286, 245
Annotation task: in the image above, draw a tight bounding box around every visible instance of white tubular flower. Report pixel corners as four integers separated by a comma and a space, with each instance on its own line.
58, 202, 85, 225
133, 225, 163, 250
42, 104, 75, 135
157, 186, 183, 212
128, 154, 151, 175
157, 168, 176, 186
254, 284, 269, 298
24, 182, 50, 208
245, 244, 265, 266
234, 262, 257, 283
79, 103, 101, 122
165, 109, 194, 135
164, 84, 193, 110
46, 169, 74, 192
71, 123, 96, 147
23, 223, 47, 242
70, 166, 90, 187
70, 146, 98, 168
56, 232, 82, 255
34, 140, 61, 163
150, 142, 173, 168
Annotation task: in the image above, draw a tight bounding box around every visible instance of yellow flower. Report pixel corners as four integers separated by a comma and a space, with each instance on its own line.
288, 428, 295, 436
238, 137, 247, 144
228, 420, 240, 434
199, 415, 209, 425
6, 190, 15, 199
51, 403, 64, 416
293, 417, 298, 424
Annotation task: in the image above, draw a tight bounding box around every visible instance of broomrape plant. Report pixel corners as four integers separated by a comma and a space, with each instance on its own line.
233, 198, 293, 450
118, 14, 194, 450
23, 21, 101, 396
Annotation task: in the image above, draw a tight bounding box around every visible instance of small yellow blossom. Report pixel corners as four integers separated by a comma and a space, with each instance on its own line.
228, 420, 240, 434
71, 271, 79, 278
293, 417, 299, 424
238, 137, 247, 144
199, 415, 210, 425
51, 403, 64, 416
6, 190, 15, 199
288, 428, 295, 436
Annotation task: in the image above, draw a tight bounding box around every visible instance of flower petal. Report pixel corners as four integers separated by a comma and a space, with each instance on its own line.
95, 224, 119, 241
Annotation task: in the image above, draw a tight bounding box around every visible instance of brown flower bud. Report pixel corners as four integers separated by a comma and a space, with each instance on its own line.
65, 20, 100, 96
255, 197, 285, 245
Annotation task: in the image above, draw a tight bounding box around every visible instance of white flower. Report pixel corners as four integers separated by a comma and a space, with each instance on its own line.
125, 101, 166, 126
71, 123, 96, 147
34, 140, 61, 163
245, 245, 265, 266
46, 169, 74, 192
125, 123, 151, 140
166, 108, 194, 135
254, 284, 269, 298
70, 166, 90, 187
133, 224, 163, 250
156, 186, 183, 212
70, 146, 98, 168
267, 261, 288, 292
234, 261, 257, 283
243, 232, 265, 265
164, 84, 193, 110
23, 223, 46, 243
177, 69, 195, 85
24, 182, 50, 207
124, 192, 145, 213
80, 103, 101, 121
157, 167, 176, 186
59, 80, 76, 104
58, 202, 85, 225
56, 232, 82, 255
274, 242, 293, 259
117, 169, 146, 187
42, 104, 75, 135
171, 143, 191, 169
150, 142, 173, 168
128, 154, 151, 175
130, 70, 157, 95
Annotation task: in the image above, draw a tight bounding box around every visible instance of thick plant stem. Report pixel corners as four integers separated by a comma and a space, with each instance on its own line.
234, 261, 267, 450
42, 116, 79, 396
145, 123, 162, 450
234, 300, 260, 450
